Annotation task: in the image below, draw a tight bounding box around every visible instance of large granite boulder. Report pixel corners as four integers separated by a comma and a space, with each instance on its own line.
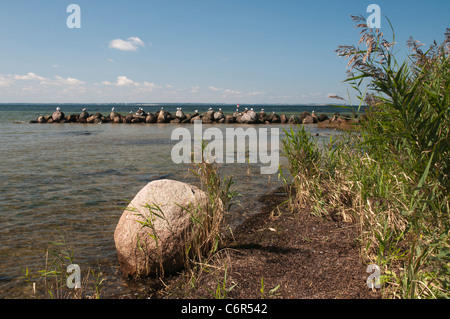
114, 179, 208, 278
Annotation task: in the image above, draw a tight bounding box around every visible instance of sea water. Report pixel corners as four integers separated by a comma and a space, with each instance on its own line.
0, 103, 347, 298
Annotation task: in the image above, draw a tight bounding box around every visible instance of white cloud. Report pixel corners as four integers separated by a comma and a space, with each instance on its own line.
208, 85, 266, 98
223, 89, 242, 95
109, 37, 145, 51
107, 58, 114, 63
248, 91, 266, 96
118, 76, 140, 86
55, 76, 85, 85
128, 37, 144, 46
102, 76, 162, 89
102, 76, 139, 87
143, 82, 162, 90
0, 75, 13, 87
4, 72, 85, 88
13, 72, 46, 81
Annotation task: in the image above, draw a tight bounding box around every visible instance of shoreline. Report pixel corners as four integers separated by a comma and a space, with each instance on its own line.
136, 186, 380, 299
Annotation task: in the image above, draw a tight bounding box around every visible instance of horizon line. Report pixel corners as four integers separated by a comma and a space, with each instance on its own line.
0, 102, 352, 106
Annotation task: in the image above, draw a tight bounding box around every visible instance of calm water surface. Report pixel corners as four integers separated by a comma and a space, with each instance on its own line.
0, 104, 345, 298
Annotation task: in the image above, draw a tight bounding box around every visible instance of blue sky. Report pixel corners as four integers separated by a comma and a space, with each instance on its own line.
0, 0, 448, 104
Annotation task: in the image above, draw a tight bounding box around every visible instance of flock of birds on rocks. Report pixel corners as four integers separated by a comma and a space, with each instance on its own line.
30, 105, 358, 126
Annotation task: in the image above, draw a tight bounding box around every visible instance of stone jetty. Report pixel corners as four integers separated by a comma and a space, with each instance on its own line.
29, 108, 360, 128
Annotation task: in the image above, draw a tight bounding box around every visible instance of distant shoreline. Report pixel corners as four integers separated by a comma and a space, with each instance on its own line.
0, 102, 355, 106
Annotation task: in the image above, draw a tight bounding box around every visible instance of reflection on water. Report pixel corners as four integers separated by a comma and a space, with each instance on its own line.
0, 109, 341, 298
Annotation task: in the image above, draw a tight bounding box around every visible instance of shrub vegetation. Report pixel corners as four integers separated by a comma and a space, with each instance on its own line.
281, 16, 449, 298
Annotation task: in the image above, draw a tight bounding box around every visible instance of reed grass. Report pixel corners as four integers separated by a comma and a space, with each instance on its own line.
281, 17, 449, 299
22, 239, 104, 299
182, 141, 239, 273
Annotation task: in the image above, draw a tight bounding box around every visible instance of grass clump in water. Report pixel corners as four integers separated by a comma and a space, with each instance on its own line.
22, 239, 105, 299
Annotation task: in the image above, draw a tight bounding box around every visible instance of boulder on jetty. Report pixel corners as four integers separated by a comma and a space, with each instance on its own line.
136, 108, 146, 117
288, 115, 301, 124
157, 109, 170, 123
190, 114, 201, 124
318, 115, 360, 129
65, 114, 78, 123
132, 114, 146, 123
239, 109, 258, 124
52, 110, 65, 122
37, 116, 46, 123
86, 114, 97, 123
114, 179, 208, 278
202, 109, 215, 124
259, 109, 267, 122
213, 109, 225, 121
318, 114, 329, 122
145, 113, 156, 123
225, 114, 235, 123
302, 115, 316, 124
183, 111, 197, 124
175, 108, 186, 121
79, 111, 89, 120
110, 111, 121, 123
124, 114, 132, 123
267, 112, 281, 123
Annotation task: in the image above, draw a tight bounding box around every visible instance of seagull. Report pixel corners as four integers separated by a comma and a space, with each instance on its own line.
208, 107, 213, 111
82, 108, 87, 112
111, 107, 114, 112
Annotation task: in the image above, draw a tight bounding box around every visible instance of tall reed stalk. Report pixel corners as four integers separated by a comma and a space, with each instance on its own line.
184, 141, 238, 270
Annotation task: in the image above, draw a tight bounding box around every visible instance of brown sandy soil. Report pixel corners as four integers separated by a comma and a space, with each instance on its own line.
144, 188, 381, 299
